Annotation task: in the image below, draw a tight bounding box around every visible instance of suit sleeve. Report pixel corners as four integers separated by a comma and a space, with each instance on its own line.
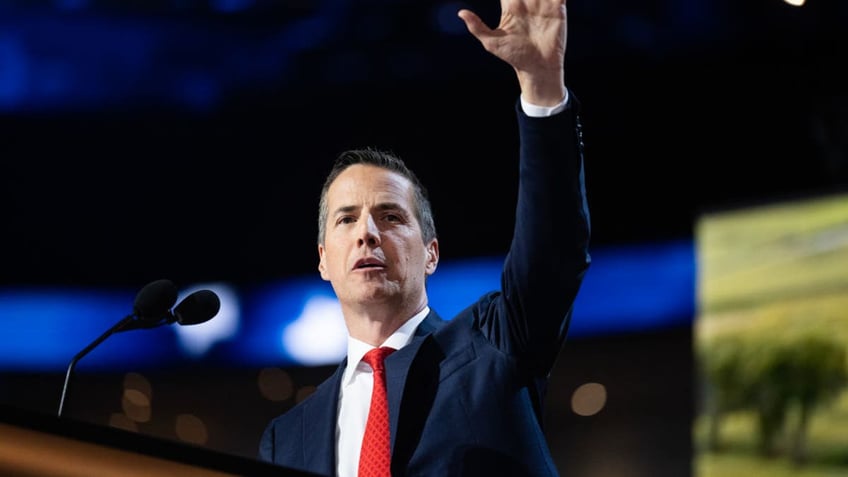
475, 92, 591, 377
259, 418, 276, 461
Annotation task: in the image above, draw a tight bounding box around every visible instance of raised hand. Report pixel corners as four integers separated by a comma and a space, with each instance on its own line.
458, 0, 568, 106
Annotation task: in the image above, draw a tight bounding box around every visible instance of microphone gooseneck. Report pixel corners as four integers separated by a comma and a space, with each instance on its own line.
57, 279, 179, 418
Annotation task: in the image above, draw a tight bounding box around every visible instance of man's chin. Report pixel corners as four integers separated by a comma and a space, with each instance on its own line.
350, 285, 398, 304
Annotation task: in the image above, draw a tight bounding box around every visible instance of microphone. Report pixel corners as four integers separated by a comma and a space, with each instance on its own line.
172, 289, 221, 326
118, 278, 179, 331
120, 286, 220, 331
57, 280, 221, 417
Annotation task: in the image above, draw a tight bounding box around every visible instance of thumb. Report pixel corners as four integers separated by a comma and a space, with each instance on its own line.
457, 9, 492, 41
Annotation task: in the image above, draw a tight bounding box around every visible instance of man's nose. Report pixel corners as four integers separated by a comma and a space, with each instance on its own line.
357, 215, 380, 247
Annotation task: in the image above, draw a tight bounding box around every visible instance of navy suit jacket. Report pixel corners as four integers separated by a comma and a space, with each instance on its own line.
260, 96, 591, 477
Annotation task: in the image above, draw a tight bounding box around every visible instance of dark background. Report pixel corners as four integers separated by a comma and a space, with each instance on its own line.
1, 0, 846, 475
2, 0, 845, 290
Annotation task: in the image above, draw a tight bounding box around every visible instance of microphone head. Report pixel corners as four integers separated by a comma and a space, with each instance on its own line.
173, 289, 221, 326
133, 279, 178, 321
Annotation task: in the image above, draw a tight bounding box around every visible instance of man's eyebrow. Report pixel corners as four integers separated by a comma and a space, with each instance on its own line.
332, 205, 359, 216
332, 202, 408, 216
373, 202, 406, 212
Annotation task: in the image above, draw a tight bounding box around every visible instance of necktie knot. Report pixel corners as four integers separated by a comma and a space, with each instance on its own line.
362, 346, 396, 372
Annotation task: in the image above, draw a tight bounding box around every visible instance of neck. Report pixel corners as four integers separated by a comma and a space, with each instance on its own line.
343, 298, 427, 346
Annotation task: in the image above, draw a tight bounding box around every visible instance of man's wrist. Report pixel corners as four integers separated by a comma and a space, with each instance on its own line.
520, 90, 570, 117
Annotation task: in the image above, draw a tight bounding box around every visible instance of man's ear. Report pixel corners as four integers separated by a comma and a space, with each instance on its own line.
425, 239, 439, 275
318, 244, 329, 281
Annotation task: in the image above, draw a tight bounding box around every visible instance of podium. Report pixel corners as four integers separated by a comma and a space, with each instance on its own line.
0, 404, 322, 476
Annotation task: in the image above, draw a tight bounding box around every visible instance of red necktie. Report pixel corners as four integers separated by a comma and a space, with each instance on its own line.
358, 346, 396, 477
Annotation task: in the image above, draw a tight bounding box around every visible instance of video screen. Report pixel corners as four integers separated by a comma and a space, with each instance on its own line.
694, 191, 848, 476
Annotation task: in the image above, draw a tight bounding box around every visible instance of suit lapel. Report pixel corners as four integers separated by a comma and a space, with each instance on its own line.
302, 362, 345, 476
300, 312, 445, 475
385, 312, 446, 468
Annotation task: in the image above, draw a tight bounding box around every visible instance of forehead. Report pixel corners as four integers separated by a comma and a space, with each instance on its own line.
327, 164, 415, 206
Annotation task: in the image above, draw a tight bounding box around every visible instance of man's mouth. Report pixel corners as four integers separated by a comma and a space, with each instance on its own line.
354, 258, 385, 270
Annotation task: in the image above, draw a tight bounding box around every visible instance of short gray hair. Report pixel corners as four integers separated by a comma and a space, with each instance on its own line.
317, 147, 437, 246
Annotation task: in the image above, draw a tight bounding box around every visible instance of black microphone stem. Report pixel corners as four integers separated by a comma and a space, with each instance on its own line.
57, 314, 134, 418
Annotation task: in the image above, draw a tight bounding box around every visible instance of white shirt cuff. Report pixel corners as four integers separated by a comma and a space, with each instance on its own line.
520, 90, 570, 117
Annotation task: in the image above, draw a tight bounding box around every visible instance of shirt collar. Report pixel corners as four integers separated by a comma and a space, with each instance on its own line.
342, 306, 430, 386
